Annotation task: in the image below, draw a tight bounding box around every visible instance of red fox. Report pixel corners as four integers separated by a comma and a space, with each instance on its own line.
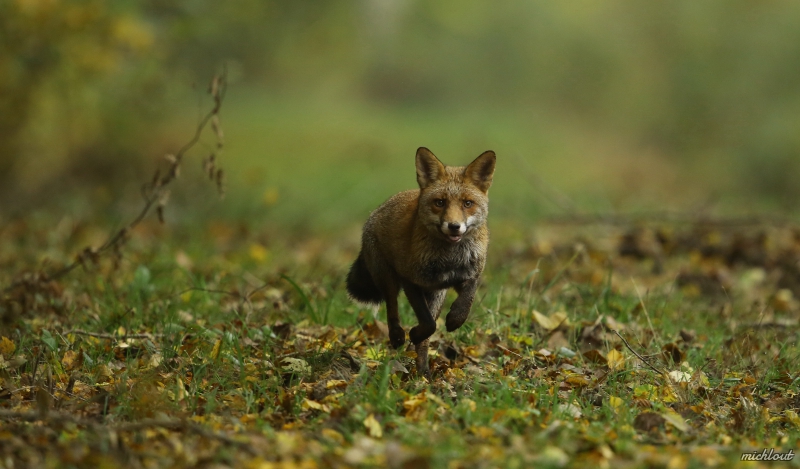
346, 147, 496, 377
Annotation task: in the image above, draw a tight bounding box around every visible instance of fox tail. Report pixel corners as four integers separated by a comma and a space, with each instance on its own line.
346, 253, 383, 304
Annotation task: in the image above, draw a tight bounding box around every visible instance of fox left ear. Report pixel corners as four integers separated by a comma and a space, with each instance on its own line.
416, 147, 446, 189
464, 150, 496, 193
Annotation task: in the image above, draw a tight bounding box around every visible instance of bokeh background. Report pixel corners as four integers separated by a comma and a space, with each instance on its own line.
4, 0, 800, 234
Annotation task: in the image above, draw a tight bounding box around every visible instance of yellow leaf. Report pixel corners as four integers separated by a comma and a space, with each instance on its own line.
61, 350, 83, 371
532, 311, 569, 331
470, 426, 495, 438
363, 414, 382, 438
565, 375, 590, 387
403, 393, 428, 412
609, 396, 624, 413
210, 338, 222, 360
607, 349, 625, 371
0, 337, 15, 358
325, 379, 347, 389
321, 428, 345, 445
301, 398, 330, 413
785, 410, 800, 428
425, 391, 449, 409
249, 244, 270, 263
661, 409, 689, 432
461, 399, 477, 412
365, 347, 385, 360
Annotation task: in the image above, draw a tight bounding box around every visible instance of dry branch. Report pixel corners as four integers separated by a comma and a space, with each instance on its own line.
2, 69, 228, 295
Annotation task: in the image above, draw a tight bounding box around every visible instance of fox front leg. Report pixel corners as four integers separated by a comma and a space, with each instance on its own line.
445, 277, 480, 332
403, 283, 437, 345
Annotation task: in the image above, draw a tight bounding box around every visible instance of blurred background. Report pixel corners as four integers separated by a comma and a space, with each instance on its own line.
4, 0, 800, 235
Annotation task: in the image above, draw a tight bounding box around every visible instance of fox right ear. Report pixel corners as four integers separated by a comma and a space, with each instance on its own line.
415, 147, 445, 189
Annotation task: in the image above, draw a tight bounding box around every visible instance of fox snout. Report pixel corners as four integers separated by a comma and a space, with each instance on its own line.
441, 220, 466, 243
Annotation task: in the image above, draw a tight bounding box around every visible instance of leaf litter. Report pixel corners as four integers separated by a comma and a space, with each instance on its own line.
0, 220, 800, 467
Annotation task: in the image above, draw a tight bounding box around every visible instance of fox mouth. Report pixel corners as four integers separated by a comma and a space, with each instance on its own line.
446, 234, 462, 243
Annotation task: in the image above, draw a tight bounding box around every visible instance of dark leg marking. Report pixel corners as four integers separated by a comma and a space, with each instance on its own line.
384, 286, 405, 349
404, 283, 437, 345
445, 277, 479, 332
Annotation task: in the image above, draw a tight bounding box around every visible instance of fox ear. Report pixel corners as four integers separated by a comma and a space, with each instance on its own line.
416, 147, 445, 189
464, 150, 496, 193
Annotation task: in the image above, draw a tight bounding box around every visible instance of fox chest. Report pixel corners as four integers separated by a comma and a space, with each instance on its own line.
414, 248, 483, 289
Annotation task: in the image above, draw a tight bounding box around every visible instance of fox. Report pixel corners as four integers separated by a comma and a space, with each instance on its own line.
346, 147, 496, 377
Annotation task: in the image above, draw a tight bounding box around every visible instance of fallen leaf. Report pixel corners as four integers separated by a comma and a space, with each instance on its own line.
61, 350, 83, 371
388, 360, 408, 374
668, 370, 691, 383
558, 403, 582, 418
609, 396, 624, 413
607, 349, 625, 371
364, 414, 383, 438
210, 338, 222, 360
282, 357, 311, 375
533, 310, 569, 331
321, 428, 345, 444
582, 349, 607, 365
633, 411, 665, 433
301, 398, 330, 413
661, 409, 689, 432
0, 337, 15, 358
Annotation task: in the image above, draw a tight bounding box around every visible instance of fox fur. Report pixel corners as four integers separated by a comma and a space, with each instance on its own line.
346, 147, 496, 376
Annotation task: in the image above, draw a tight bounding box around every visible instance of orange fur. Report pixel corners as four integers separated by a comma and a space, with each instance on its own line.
346, 147, 496, 377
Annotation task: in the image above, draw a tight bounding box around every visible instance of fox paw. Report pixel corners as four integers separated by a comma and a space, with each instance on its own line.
389, 326, 406, 349
445, 308, 469, 332
409, 324, 435, 345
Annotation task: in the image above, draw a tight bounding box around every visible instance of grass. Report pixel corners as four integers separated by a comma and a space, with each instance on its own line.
2, 87, 800, 467
2, 208, 800, 467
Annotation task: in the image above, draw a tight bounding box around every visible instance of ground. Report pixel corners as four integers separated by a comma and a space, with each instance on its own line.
1, 212, 800, 468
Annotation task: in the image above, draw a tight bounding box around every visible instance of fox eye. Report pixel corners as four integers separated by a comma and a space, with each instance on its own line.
434, 199, 445, 208
463, 200, 474, 208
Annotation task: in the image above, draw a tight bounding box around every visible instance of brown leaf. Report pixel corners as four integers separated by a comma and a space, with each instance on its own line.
633, 411, 665, 433
0, 337, 15, 358
662, 342, 685, 364
61, 349, 84, 372
582, 349, 607, 365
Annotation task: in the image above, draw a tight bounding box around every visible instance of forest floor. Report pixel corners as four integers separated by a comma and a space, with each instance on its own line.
2, 210, 800, 468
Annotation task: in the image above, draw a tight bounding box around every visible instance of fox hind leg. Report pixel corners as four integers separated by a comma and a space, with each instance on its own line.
385, 292, 406, 348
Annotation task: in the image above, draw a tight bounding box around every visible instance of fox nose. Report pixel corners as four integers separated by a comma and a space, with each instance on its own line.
447, 223, 461, 233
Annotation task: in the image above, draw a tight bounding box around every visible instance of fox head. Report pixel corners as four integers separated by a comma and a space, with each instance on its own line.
415, 147, 496, 244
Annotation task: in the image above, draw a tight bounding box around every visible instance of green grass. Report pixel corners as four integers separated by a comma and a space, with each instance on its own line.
2, 210, 800, 467
2, 86, 800, 467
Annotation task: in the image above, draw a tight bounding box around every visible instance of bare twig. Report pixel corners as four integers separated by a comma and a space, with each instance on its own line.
611, 329, 666, 376
495, 343, 526, 360
3, 68, 228, 294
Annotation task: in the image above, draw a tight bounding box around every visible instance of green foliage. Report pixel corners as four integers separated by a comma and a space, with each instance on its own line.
5, 1, 800, 208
